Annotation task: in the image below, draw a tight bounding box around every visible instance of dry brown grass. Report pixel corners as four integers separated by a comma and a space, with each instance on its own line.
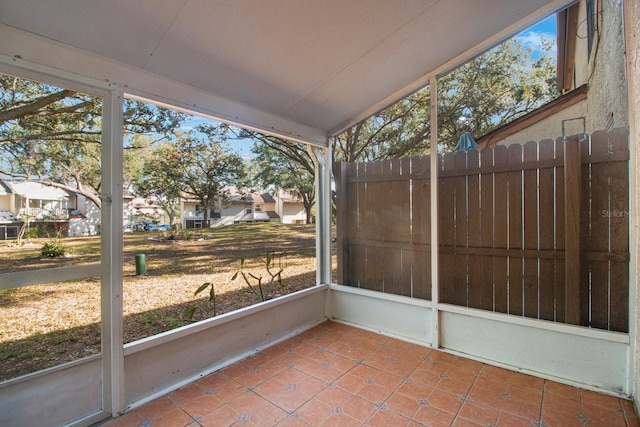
0, 223, 318, 381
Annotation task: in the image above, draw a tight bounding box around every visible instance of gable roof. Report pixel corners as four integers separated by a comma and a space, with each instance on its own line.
0, 0, 570, 145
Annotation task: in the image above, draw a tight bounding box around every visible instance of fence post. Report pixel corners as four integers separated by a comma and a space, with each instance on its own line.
564, 136, 581, 324
334, 162, 348, 284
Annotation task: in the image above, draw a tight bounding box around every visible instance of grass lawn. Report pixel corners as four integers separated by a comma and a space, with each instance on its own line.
0, 222, 318, 381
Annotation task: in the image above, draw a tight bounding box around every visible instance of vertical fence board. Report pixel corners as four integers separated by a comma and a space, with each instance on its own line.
467, 150, 488, 309
508, 144, 524, 316
380, 159, 396, 294
453, 152, 469, 306
354, 162, 369, 289
555, 140, 566, 323
608, 128, 629, 332
412, 156, 431, 299
588, 131, 611, 329
523, 141, 540, 318
480, 147, 496, 311
493, 146, 509, 313
564, 136, 583, 325
538, 139, 556, 321
398, 158, 413, 296
440, 153, 457, 304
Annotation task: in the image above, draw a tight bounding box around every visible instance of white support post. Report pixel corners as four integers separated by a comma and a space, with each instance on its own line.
101, 86, 125, 416
309, 142, 333, 286
430, 76, 440, 349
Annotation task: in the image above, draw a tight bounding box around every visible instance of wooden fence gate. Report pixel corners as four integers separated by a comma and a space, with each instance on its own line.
335, 129, 629, 332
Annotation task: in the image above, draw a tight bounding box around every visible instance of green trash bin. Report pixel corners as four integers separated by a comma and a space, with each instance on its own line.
135, 253, 146, 275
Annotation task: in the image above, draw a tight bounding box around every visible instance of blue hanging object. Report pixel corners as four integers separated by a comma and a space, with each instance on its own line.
455, 132, 478, 152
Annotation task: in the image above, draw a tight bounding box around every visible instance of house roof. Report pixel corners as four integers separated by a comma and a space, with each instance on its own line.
0, 0, 569, 145
0, 179, 13, 196
9, 181, 75, 199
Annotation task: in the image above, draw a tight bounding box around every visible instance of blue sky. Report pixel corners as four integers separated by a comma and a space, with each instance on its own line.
517, 14, 557, 58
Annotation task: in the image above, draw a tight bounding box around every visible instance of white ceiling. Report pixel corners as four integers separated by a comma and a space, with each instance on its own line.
0, 0, 568, 142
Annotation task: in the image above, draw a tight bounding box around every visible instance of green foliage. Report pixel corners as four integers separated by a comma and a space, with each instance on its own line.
23, 227, 39, 239
176, 128, 249, 227
0, 74, 188, 208
40, 241, 67, 258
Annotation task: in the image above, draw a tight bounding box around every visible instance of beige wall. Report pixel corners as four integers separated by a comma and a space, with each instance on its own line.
626, 0, 640, 407
489, 100, 588, 146
578, 0, 629, 132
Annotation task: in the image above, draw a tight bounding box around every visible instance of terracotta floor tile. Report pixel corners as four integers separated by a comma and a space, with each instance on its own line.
472, 374, 509, 393
500, 396, 542, 421
126, 396, 180, 421
199, 404, 238, 427
452, 417, 484, 427
427, 388, 464, 414
318, 412, 362, 427
179, 393, 224, 418
413, 404, 457, 427
365, 408, 413, 426
581, 389, 623, 408
148, 406, 193, 427
209, 379, 249, 404
296, 399, 333, 425
384, 390, 422, 418
169, 383, 206, 405
509, 371, 545, 391
408, 365, 445, 388
276, 414, 310, 426
435, 376, 473, 397
467, 384, 506, 409
226, 391, 287, 426
539, 407, 585, 427
479, 365, 512, 383
495, 411, 537, 427
102, 321, 638, 427
314, 385, 354, 407
506, 382, 543, 403
582, 401, 627, 425
446, 365, 481, 384
396, 379, 435, 400
543, 380, 583, 401
542, 392, 583, 415
457, 401, 500, 426
341, 394, 378, 422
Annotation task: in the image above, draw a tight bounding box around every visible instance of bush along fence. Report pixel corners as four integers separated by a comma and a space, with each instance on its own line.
334, 128, 629, 332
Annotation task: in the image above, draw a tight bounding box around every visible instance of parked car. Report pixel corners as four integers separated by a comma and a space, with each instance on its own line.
156, 224, 171, 230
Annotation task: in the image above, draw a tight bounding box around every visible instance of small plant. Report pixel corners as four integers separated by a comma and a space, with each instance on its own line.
232, 252, 283, 302
40, 241, 67, 258
168, 252, 286, 329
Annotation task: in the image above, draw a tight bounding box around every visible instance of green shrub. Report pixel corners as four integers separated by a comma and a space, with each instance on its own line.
41, 241, 67, 258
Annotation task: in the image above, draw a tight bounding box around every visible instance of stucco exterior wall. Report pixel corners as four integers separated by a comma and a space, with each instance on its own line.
625, 0, 640, 408
581, 0, 629, 132
489, 100, 588, 146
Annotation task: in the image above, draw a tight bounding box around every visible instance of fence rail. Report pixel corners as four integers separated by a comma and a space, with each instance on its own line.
335, 129, 629, 332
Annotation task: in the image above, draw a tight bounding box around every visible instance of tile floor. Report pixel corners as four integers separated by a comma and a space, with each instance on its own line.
102, 321, 639, 426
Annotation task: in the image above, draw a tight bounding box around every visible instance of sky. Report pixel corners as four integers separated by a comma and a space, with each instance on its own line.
517, 14, 557, 58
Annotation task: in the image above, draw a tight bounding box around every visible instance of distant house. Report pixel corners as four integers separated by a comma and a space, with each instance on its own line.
181, 189, 307, 229
275, 189, 307, 225
0, 178, 100, 239
124, 193, 169, 230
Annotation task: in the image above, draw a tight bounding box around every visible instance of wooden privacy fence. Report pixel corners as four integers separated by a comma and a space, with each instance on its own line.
335, 128, 629, 332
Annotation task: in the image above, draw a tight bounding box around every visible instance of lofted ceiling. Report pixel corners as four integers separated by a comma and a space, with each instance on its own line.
0, 0, 569, 143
